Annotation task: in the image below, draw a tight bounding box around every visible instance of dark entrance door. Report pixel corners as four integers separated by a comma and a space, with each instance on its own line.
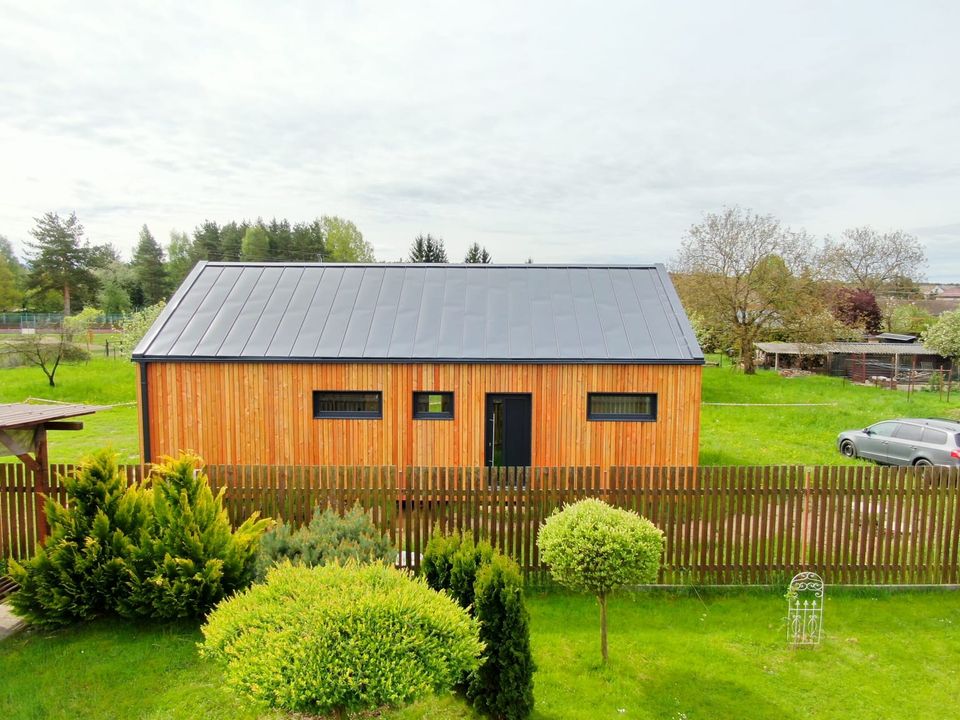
485, 394, 532, 467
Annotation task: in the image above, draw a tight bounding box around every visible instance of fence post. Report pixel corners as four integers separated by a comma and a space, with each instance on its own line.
800, 465, 813, 570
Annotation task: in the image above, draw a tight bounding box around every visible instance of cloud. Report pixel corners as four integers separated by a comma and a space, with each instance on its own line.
0, 0, 957, 275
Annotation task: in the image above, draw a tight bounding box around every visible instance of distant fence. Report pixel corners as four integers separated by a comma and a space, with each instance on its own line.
2, 463, 959, 586
0, 312, 124, 330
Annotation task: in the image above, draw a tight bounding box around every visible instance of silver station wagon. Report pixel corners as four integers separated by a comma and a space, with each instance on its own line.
837, 418, 960, 467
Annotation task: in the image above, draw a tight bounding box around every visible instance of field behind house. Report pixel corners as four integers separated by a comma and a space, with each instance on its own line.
0, 590, 957, 720
0, 356, 957, 465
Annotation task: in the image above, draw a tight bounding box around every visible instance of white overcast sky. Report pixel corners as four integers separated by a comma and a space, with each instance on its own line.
1, 1, 958, 279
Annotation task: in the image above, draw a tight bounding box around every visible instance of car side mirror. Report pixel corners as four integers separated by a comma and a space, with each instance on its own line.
863, 428, 872, 435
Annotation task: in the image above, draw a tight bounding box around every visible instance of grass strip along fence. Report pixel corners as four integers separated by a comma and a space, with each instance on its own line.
2, 463, 959, 586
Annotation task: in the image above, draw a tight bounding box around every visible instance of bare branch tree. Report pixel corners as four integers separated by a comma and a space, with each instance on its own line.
672, 207, 823, 374
820, 227, 926, 291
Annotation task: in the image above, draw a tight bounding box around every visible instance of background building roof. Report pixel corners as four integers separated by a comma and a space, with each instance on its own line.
755, 342, 943, 356
134, 263, 703, 364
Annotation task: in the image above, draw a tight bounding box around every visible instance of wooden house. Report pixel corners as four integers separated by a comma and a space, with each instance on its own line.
133, 263, 704, 471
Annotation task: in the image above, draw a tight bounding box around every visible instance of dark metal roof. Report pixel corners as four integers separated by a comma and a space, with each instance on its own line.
133, 263, 703, 364
0, 403, 102, 430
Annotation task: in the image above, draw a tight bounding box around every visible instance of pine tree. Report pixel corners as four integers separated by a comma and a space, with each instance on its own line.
131, 225, 169, 305
408, 234, 448, 263
8, 451, 151, 627
464, 243, 492, 263
218, 221, 247, 261
26, 211, 97, 314
193, 220, 222, 261
290, 220, 326, 261
267, 218, 293, 260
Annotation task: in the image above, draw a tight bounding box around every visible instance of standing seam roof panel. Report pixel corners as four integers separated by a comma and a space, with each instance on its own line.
133, 262, 703, 363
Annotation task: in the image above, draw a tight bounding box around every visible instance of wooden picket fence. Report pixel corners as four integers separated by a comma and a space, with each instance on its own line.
2, 463, 960, 586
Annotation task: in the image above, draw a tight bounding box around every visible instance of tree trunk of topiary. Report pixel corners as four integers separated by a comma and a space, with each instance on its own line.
333, 706, 347, 720
599, 592, 608, 663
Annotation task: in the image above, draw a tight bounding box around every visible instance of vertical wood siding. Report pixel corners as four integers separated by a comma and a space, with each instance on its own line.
140, 362, 702, 468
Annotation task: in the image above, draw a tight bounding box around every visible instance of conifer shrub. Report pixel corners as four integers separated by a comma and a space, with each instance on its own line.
467, 553, 536, 720
538, 498, 664, 663
423, 527, 493, 609
124, 454, 270, 619
254, 501, 393, 580
200, 562, 482, 719
422, 527, 535, 719
8, 451, 150, 627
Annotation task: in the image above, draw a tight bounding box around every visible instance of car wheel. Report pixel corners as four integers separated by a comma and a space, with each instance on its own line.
913, 458, 933, 467
839, 440, 857, 459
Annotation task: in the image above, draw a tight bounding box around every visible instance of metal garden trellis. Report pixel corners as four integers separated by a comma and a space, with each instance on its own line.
787, 571, 824, 647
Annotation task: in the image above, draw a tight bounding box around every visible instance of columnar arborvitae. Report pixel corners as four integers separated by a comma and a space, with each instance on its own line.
468, 554, 535, 720
422, 527, 535, 719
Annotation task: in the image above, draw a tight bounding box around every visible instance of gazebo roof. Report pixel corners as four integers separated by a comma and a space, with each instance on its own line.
0, 403, 102, 430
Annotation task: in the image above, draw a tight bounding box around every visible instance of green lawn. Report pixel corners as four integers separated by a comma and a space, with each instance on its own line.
0, 357, 957, 466
700, 365, 959, 465
1, 590, 958, 719
0, 358, 139, 464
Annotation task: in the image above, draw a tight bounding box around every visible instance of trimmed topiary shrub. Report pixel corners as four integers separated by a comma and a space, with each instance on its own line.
467, 553, 535, 720
123, 454, 269, 619
255, 501, 393, 580
200, 562, 482, 719
537, 498, 664, 662
422, 523, 462, 591
8, 450, 150, 627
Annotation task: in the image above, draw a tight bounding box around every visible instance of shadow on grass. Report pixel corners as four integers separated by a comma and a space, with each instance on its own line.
638, 670, 796, 720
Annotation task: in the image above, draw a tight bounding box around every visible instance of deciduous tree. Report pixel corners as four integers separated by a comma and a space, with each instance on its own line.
165, 231, 197, 287
820, 227, 926, 291
673, 207, 821, 373
831, 287, 882, 334
321, 216, 374, 262
922, 309, 960, 365
240, 225, 271, 261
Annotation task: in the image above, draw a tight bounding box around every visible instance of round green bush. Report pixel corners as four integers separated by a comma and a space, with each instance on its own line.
538, 498, 663, 661
200, 562, 483, 718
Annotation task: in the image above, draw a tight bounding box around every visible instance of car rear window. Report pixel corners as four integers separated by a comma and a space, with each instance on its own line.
894, 424, 924, 442
922, 428, 948, 445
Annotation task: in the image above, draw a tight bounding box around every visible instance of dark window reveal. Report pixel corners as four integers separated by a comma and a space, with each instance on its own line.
413, 392, 454, 419
587, 393, 657, 421
313, 391, 382, 419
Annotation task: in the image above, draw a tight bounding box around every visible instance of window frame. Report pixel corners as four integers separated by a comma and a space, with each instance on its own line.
412, 391, 455, 420
586, 392, 658, 422
313, 390, 383, 419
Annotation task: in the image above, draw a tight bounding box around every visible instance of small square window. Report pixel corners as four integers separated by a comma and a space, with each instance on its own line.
313, 391, 382, 419
413, 392, 454, 419
587, 393, 657, 421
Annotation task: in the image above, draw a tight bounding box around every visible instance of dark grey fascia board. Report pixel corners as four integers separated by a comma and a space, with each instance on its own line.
131, 355, 706, 365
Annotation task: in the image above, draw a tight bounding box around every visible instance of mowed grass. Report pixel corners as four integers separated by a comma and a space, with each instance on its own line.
700, 364, 959, 465
0, 357, 139, 463
1, 590, 958, 719
0, 355, 958, 466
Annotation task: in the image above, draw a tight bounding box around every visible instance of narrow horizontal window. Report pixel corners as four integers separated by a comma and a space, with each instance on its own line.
587, 393, 657, 421
313, 391, 382, 419
413, 391, 454, 419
